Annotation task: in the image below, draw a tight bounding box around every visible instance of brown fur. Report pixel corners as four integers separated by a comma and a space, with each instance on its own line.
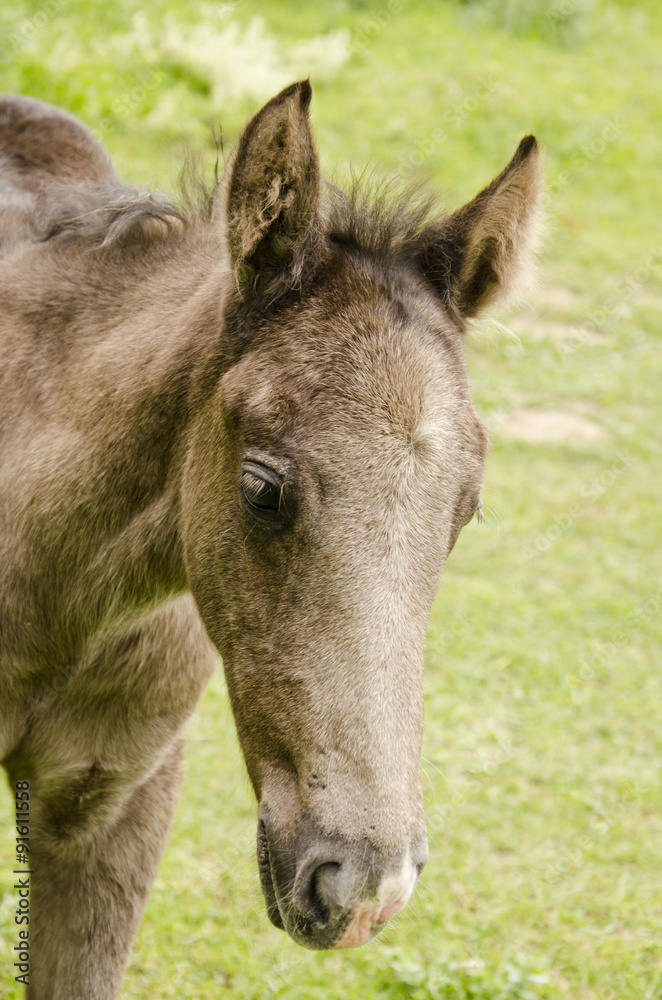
0, 81, 541, 996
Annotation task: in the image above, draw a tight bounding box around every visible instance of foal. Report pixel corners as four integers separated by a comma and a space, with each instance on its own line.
0, 81, 541, 997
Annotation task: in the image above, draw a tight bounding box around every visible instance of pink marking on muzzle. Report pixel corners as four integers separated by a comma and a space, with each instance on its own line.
333, 896, 408, 949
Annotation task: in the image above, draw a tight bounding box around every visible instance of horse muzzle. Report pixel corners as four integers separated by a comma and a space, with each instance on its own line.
257, 810, 427, 950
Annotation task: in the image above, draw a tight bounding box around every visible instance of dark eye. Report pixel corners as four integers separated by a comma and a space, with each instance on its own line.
241, 461, 287, 522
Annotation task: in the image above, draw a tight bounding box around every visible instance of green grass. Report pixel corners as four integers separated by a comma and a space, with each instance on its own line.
1, 1, 661, 997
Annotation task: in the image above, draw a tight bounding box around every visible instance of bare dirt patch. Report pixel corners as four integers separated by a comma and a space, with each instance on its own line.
533, 283, 582, 310
508, 314, 603, 344
634, 288, 662, 309
498, 409, 605, 443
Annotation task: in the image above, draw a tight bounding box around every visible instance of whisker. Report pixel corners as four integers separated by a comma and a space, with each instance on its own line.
480, 502, 503, 541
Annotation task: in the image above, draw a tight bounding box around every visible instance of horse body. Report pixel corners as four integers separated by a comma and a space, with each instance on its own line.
0, 83, 541, 997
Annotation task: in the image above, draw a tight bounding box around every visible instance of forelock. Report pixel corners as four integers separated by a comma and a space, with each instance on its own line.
324, 176, 444, 262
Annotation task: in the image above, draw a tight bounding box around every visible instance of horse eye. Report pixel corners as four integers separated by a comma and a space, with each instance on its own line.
241, 461, 284, 518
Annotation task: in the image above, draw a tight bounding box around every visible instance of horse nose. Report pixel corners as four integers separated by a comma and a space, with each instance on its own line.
258, 808, 428, 948
289, 837, 426, 947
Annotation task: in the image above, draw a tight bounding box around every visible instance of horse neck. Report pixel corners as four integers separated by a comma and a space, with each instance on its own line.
38, 239, 229, 639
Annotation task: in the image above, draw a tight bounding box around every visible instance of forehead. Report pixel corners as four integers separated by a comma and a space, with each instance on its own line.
224, 256, 484, 459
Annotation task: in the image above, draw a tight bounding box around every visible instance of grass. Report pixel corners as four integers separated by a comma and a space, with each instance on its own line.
1, 1, 661, 997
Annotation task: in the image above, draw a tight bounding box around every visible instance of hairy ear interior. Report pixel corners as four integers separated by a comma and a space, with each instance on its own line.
418, 135, 543, 319
223, 80, 321, 296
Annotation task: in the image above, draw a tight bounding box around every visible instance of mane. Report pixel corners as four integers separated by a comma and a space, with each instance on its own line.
31, 157, 216, 249
31, 163, 443, 264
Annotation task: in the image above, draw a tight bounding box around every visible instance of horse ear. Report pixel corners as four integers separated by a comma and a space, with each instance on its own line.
418, 136, 542, 319
223, 80, 321, 296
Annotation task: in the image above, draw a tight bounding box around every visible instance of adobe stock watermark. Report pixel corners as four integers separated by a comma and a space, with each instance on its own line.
544, 0, 591, 28
548, 116, 627, 199
12, 781, 32, 987
198, 828, 255, 893
557, 246, 662, 360
398, 75, 501, 173
426, 738, 526, 831
565, 586, 662, 699
344, 0, 408, 58
481, 408, 510, 436
9, 0, 65, 51
521, 450, 635, 560
537, 776, 652, 886
425, 611, 472, 665
592, 974, 639, 1000
91, 68, 165, 141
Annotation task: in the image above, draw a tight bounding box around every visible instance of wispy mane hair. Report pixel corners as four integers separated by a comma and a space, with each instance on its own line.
30, 159, 445, 265
325, 175, 444, 261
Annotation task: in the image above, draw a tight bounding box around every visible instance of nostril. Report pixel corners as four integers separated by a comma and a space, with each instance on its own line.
297, 860, 343, 927
315, 861, 343, 907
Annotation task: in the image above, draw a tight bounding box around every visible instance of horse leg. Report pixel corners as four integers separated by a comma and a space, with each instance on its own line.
26, 742, 182, 1000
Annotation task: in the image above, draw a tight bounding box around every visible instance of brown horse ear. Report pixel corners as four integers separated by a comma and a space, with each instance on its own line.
223, 80, 321, 296
418, 136, 542, 319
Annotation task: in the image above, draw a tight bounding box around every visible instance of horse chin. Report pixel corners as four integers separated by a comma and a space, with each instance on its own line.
285, 911, 353, 952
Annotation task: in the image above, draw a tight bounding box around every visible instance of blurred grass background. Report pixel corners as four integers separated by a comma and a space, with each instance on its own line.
1, 1, 661, 997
